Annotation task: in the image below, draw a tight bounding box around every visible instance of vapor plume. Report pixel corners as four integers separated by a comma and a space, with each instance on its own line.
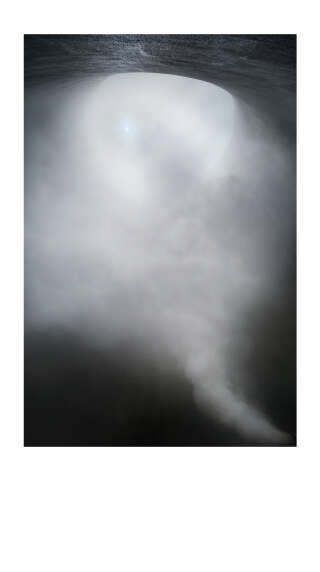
25, 73, 295, 443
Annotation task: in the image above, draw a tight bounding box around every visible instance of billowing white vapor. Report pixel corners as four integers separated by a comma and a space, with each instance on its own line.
25, 73, 293, 443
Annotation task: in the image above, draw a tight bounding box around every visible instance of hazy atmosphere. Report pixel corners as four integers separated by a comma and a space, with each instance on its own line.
24, 35, 296, 445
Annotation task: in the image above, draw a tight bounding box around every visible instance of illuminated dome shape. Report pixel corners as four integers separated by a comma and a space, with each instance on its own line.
83, 73, 235, 207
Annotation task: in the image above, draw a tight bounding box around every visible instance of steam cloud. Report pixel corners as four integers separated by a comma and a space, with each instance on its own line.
25, 73, 295, 443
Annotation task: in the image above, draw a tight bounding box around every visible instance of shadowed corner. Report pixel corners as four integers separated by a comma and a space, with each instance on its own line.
227, 257, 296, 446
23, 328, 241, 446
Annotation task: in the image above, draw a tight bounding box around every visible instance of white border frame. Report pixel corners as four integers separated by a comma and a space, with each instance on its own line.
1, 3, 318, 571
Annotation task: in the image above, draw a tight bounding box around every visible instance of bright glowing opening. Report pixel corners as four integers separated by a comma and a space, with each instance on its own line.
83, 72, 235, 202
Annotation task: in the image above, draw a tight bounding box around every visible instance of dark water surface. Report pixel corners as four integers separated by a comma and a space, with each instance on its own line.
25, 35, 296, 133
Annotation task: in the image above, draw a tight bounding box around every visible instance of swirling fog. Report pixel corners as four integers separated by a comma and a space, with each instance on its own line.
25, 64, 295, 445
